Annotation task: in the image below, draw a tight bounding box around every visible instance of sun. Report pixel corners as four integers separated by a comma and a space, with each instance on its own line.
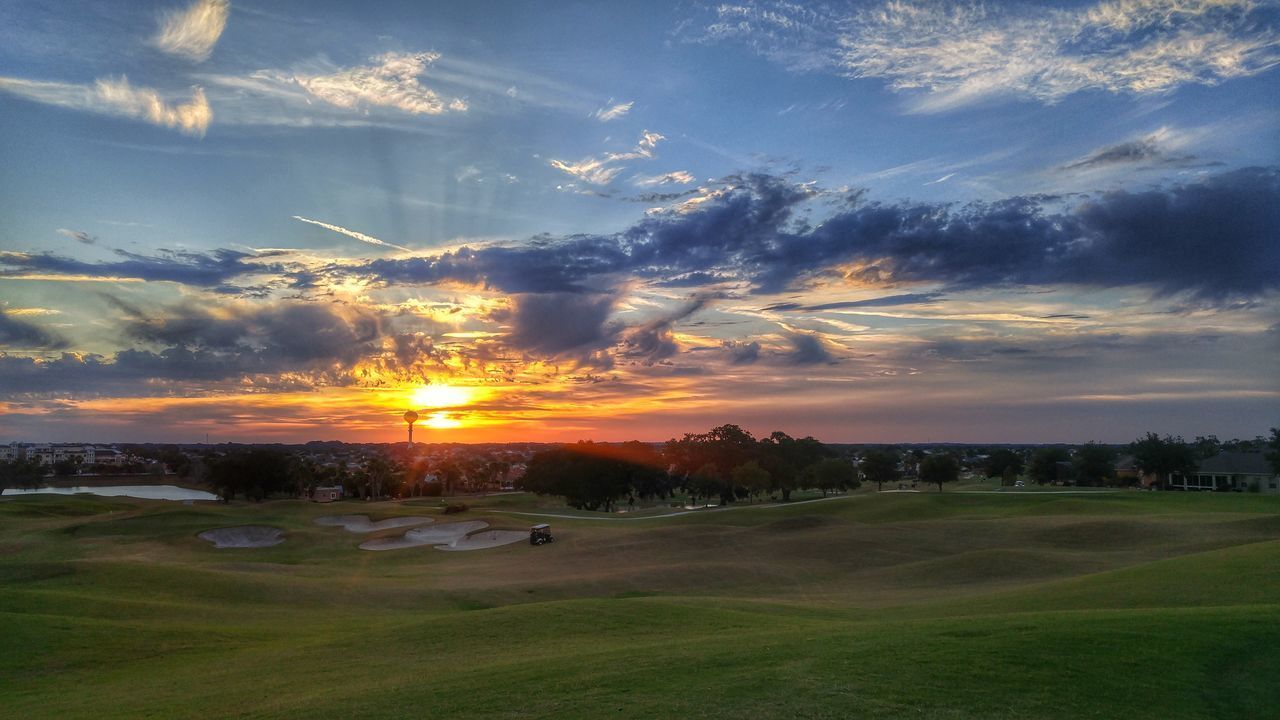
410, 384, 473, 409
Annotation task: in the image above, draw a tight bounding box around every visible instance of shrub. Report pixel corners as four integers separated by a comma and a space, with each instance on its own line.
443, 502, 469, 514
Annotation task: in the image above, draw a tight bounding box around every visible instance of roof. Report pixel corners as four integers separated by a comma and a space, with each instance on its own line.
1195, 451, 1276, 476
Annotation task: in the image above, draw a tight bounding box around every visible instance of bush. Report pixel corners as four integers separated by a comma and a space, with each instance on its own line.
443, 502, 469, 514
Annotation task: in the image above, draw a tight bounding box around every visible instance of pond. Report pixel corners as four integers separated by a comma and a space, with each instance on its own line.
1, 485, 220, 501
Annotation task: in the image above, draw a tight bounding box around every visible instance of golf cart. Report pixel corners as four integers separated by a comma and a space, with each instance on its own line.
530, 523, 554, 545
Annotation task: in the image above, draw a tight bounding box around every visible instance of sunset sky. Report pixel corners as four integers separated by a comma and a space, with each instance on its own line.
1, 0, 1277, 444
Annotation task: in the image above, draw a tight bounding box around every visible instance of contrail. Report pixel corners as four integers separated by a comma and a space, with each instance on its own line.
291, 215, 410, 252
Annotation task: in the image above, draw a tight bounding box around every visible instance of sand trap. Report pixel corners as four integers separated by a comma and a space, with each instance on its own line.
359, 521, 489, 551
199, 525, 285, 549
314, 515, 433, 533
438, 530, 528, 552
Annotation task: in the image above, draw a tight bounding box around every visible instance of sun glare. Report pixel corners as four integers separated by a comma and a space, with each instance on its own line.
410, 384, 473, 409
423, 411, 462, 429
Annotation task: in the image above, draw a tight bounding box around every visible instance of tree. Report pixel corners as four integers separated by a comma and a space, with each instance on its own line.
0, 459, 46, 491
982, 449, 1024, 482
1129, 433, 1197, 490
758, 431, 830, 501
1028, 447, 1069, 485
206, 449, 292, 502
520, 442, 664, 512
1073, 442, 1117, 487
664, 424, 760, 505
732, 461, 771, 502
52, 455, 82, 477
803, 458, 859, 496
1267, 428, 1280, 476
860, 449, 901, 492
919, 454, 960, 492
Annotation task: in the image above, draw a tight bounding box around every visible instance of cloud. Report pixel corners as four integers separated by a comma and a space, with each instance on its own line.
0, 308, 69, 350
287, 52, 467, 116
622, 295, 714, 364
505, 293, 620, 365
594, 100, 634, 121
292, 216, 410, 252
0, 76, 211, 136
348, 166, 1280, 302
0, 247, 279, 287
723, 340, 761, 365
550, 130, 665, 185
152, 0, 229, 62
785, 332, 837, 365
56, 228, 96, 245
765, 293, 944, 313
687, 0, 1280, 111
1059, 127, 1200, 171
635, 170, 696, 187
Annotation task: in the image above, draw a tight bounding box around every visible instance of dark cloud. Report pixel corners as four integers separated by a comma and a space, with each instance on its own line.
785, 332, 837, 365
0, 309, 69, 350
505, 293, 620, 365
56, 228, 96, 245
722, 340, 761, 365
764, 293, 943, 312
346, 167, 1278, 302
0, 248, 283, 287
0, 301, 399, 399
622, 294, 715, 365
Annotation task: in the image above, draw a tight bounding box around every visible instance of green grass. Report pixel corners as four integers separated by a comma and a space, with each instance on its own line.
2, 491, 1278, 718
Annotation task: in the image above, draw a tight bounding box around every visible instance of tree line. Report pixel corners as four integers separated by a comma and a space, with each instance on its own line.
516, 425, 962, 511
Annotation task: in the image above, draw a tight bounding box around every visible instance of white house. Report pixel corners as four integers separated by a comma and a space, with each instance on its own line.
1171, 451, 1279, 494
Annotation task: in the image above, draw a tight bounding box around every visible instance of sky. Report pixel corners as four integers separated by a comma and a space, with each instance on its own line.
0, 0, 1277, 445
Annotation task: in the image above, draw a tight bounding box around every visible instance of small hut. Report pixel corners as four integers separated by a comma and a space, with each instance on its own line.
311, 485, 343, 503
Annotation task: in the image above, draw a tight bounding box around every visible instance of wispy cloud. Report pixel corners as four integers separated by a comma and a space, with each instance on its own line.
152, 0, 229, 62
1059, 126, 1201, 171
0, 76, 211, 136
594, 100, 633, 121
923, 172, 955, 185
550, 130, 665, 185
291, 216, 410, 252
56, 228, 96, 245
687, 0, 1280, 112
286, 52, 467, 116
635, 170, 695, 187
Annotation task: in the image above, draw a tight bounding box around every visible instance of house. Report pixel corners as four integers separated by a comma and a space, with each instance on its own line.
1170, 451, 1279, 494
311, 485, 343, 503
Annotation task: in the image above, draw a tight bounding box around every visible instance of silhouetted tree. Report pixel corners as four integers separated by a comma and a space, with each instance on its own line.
0, 459, 46, 491
1028, 447, 1070, 484
803, 457, 859, 496
1073, 442, 1117, 487
1129, 433, 1197, 490
732, 461, 771, 502
758, 431, 830, 501
860, 448, 901, 492
919, 453, 960, 492
983, 449, 1024, 482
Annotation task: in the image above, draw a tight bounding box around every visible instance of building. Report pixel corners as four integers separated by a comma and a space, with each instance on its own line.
311, 485, 343, 503
1170, 451, 1279, 494
0, 443, 27, 462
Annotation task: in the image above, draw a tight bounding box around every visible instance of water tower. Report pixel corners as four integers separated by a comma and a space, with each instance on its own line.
404, 410, 419, 447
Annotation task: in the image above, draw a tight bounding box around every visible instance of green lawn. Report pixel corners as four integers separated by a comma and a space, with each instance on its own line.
2, 491, 1278, 718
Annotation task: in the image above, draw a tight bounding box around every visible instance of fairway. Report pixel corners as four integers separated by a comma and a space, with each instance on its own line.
2, 490, 1279, 719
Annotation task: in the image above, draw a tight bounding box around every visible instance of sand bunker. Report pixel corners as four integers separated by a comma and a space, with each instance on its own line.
198, 525, 285, 549
359, 521, 489, 551
314, 515, 433, 533
438, 530, 528, 552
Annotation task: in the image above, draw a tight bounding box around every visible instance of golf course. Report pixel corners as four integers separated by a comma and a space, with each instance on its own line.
2, 489, 1278, 719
